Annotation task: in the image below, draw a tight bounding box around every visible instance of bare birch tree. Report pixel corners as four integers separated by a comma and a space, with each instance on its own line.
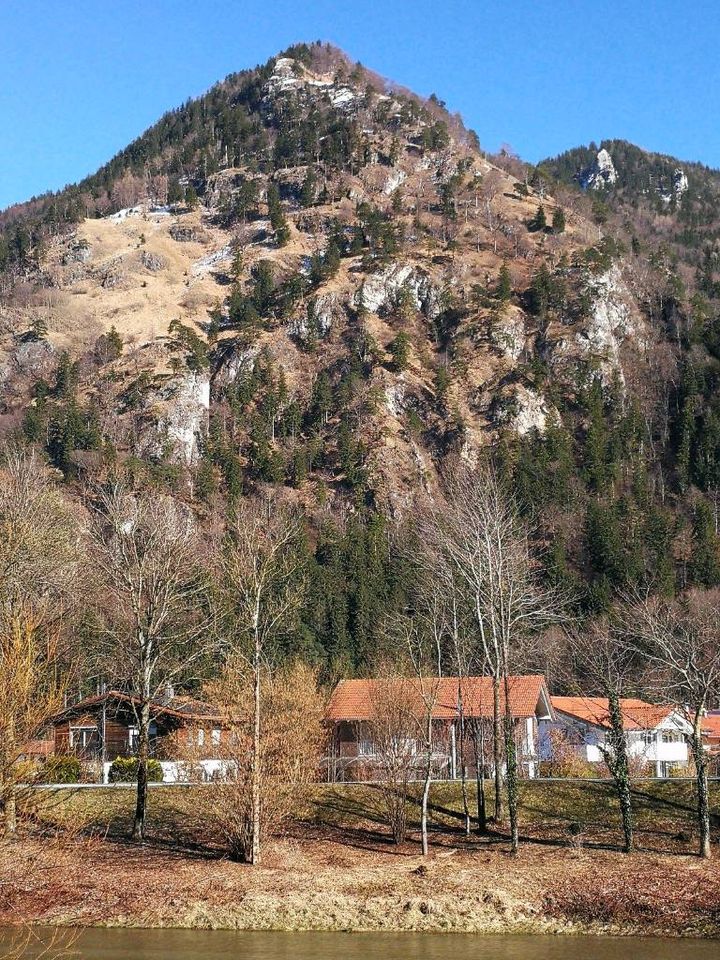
88, 485, 212, 841
424, 463, 563, 852
218, 493, 306, 864
626, 589, 720, 859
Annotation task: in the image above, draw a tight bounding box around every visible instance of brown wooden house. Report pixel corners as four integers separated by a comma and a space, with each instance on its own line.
50, 689, 224, 780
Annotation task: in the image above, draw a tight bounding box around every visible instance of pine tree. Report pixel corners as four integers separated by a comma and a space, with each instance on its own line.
495, 263, 512, 302
389, 331, 411, 372
552, 206, 566, 234
267, 183, 290, 247
531, 205, 547, 232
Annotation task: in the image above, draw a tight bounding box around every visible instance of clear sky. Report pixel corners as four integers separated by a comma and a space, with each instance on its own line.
2, 0, 719, 210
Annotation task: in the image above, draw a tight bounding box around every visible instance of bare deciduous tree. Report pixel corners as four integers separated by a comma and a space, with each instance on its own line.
424, 463, 564, 852
564, 618, 638, 853
626, 590, 720, 859
88, 485, 212, 842
367, 674, 417, 845
218, 493, 306, 864
200, 659, 325, 861
0, 447, 79, 836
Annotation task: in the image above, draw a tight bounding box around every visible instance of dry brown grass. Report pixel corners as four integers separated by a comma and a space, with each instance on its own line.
1, 781, 718, 937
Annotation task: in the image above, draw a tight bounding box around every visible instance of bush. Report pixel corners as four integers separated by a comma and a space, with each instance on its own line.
40, 755, 81, 784
108, 757, 164, 783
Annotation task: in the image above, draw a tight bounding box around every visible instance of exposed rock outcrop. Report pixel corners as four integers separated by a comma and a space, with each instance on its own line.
579, 148, 618, 190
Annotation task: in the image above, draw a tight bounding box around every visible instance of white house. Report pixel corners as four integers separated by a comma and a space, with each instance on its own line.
540, 696, 692, 778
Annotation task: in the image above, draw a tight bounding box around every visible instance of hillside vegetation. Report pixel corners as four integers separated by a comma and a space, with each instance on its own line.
2, 42, 720, 659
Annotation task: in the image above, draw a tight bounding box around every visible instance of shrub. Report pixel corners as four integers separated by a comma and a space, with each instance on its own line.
108, 757, 164, 783
40, 755, 81, 784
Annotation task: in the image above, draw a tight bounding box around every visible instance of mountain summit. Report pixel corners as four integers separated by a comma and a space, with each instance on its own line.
2, 43, 720, 612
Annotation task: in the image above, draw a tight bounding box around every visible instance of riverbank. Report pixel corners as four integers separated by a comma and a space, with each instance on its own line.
1, 782, 718, 938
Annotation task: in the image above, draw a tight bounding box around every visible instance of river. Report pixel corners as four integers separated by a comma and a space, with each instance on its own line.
1, 930, 716, 959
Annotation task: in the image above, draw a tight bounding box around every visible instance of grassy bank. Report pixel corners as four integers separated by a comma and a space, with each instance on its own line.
1, 780, 718, 937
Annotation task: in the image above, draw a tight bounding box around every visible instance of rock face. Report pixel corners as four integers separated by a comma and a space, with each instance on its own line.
158, 372, 210, 464
289, 293, 338, 344
579, 148, 618, 191
544, 266, 642, 388
357, 263, 440, 318
491, 309, 526, 362
673, 167, 689, 200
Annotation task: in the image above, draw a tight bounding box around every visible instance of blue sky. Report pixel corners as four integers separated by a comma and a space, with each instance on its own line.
1, 0, 719, 210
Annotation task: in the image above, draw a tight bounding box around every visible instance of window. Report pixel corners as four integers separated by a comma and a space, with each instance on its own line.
662, 731, 680, 743
641, 730, 656, 746
358, 739, 375, 756
70, 726, 98, 750
186, 728, 205, 747
211, 728, 221, 745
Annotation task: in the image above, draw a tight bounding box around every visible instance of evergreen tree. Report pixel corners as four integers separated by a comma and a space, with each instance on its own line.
552, 206, 566, 234
389, 331, 411, 372
530, 204, 547, 232
495, 263, 512, 302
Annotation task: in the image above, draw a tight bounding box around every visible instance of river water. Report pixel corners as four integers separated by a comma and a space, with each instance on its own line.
1, 929, 716, 960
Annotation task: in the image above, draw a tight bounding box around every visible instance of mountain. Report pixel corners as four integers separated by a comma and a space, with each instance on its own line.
2, 42, 720, 656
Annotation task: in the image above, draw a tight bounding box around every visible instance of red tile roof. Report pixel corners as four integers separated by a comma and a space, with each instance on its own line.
551, 696, 676, 731
327, 675, 550, 722
702, 714, 720, 753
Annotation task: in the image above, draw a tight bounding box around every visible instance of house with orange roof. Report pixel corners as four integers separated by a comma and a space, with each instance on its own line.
325, 675, 553, 782
702, 712, 720, 759
541, 696, 692, 778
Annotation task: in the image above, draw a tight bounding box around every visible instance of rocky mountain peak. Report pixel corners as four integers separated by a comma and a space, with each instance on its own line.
579, 148, 618, 190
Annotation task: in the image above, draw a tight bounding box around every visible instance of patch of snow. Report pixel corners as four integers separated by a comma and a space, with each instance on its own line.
106, 206, 144, 222
191, 244, 233, 276
329, 86, 357, 108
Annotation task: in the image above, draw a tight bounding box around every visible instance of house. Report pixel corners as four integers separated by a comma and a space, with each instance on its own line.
702, 712, 720, 762
325, 675, 553, 783
541, 696, 692, 778
49, 689, 226, 783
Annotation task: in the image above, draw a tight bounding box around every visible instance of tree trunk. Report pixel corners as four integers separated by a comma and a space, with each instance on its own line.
503, 675, 519, 854
492, 675, 504, 821
420, 712, 432, 856
473, 720, 487, 834
692, 713, 711, 860
606, 689, 633, 854
132, 698, 151, 842
249, 628, 262, 865
457, 713, 471, 838
3, 786, 16, 837
3, 718, 17, 837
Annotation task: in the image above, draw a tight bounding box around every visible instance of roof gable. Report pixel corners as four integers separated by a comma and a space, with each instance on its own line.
551, 696, 680, 732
